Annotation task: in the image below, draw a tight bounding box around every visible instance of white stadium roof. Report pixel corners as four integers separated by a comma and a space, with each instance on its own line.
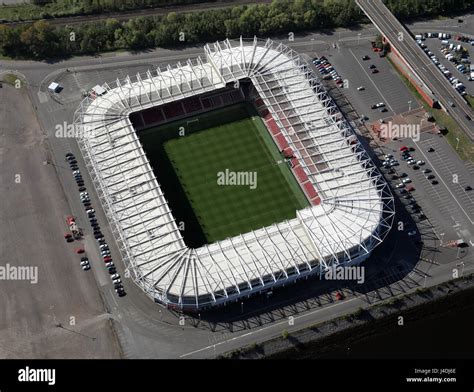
74, 37, 395, 310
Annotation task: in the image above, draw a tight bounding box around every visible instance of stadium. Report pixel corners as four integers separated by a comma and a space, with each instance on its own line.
73, 37, 395, 312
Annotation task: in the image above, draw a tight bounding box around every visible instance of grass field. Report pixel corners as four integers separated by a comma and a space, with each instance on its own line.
138, 103, 309, 245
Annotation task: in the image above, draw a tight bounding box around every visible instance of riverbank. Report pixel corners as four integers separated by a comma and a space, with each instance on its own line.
222, 273, 474, 359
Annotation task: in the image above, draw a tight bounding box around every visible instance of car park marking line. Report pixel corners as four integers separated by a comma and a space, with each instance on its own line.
412, 139, 474, 225
422, 139, 474, 207
348, 48, 395, 113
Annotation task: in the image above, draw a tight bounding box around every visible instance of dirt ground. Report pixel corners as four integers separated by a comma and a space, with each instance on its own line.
0, 84, 121, 358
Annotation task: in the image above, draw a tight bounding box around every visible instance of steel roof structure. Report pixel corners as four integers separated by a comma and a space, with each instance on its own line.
73, 37, 395, 311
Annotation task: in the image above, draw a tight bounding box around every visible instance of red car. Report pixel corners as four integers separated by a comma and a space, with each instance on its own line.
103, 256, 112, 263
400, 146, 408, 152
407, 186, 415, 192
335, 292, 344, 301
75, 248, 85, 254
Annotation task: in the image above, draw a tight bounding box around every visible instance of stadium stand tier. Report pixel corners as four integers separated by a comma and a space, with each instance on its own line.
74, 38, 395, 311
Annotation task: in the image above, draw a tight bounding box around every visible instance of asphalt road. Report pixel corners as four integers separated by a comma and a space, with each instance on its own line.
357, 0, 474, 141
1, 17, 473, 359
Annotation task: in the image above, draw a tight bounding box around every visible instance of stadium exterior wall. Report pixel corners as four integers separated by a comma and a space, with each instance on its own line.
73, 37, 395, 312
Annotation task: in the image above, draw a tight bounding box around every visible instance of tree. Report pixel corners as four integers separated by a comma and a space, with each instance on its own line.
20, 21, 58, 59
0, 25, 22, 56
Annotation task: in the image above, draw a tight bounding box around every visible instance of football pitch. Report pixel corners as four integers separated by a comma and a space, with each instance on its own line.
139, 103, 309, 245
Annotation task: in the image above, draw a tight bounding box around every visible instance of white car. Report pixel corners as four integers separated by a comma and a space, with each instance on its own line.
407, 159, 415, 165
86, 208, 95, 214
396, 183, 405, 188
384, 154, 393, 159
99, 244, 109, 250
80, 260, 89, 267
111, 273, 120, 280
407, 230, 417, 236
402, 178, 411, 183
73, 170, 81, 175
357, 86, 365, 91
416, 160, 425, 165
376, 102, 385, 108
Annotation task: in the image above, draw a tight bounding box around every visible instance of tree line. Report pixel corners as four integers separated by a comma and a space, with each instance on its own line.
0, 0, 473, 60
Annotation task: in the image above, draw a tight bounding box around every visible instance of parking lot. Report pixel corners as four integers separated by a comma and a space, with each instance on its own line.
310, 38, 473, 250
420, 33, 474, 97
378, 133, 473, 247
313, 41, 421, 124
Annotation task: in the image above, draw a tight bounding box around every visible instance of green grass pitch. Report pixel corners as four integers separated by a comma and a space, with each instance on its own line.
140, 103, 309, 244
